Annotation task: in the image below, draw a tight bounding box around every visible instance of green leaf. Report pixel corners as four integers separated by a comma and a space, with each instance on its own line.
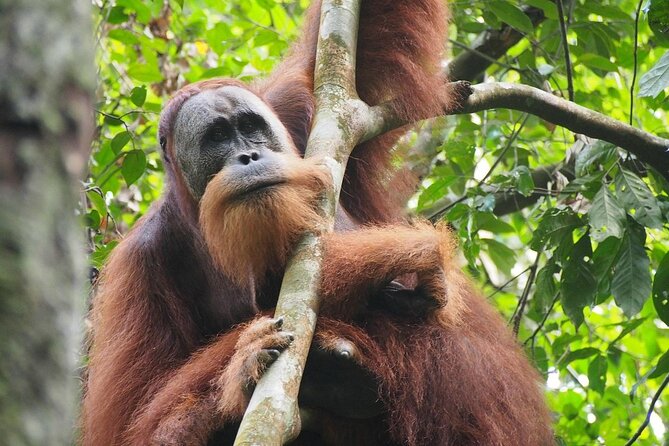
609, 318, 647, 346
575, 141, 617, 177
560, 235, 597, 327
588, 186, 626, 242
578, 53, 618, 72
111, 131, 132, 154
525, 0, 558, 20
254, 29, 279, 47
531, 208, 581, 250
87, 190, 107, 215
129, 86, 147, 107
488, 1, 535, 34
587, 355, 608, 394
127, 64, 164, 83
117, 0, 152, 24
482, 238, 516, 275
511, 165, 535, 197
593, 236, 622, 298
535, 262, 558, 311
85, 210, 101, 230
652, 251, 669, 325
615, 169, 663, 228
649, 349, 669, 379
122, 150, 147, 185
611, 220, 651, 316
639, 50, 669, 98
108, 29, 139, 45
107, 6, 129, 24
417, 175, 458, 210
649, 0, 669, 46
562, 347, 600, 366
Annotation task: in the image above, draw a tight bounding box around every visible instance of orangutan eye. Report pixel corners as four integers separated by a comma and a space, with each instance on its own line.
238, 113, 266, 136
206, 119, 232, 143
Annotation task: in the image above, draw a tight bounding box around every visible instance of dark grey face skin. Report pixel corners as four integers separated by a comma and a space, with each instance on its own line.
172, 86, 296, 200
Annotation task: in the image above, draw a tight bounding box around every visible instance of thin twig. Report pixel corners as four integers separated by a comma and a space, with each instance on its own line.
487, 266, 532, 299
624, 372, 669, 446
629, 0, 645, 126
524, 293, 560, 357
428, 114, 529, 222
556, 0, 574, 102
512, 252, 541, 336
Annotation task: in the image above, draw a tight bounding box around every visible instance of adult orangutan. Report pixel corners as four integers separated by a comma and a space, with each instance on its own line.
82, 0, 553, 445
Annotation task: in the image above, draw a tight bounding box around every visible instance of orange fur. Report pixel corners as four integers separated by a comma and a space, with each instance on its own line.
200, 154, 330, 287
82, 1, 552, 444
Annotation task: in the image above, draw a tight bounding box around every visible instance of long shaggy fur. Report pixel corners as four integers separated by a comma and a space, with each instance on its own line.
82, 1, 553, 445
200, 154, 330, 287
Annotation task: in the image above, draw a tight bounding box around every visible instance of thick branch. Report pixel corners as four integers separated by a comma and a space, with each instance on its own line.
234, 1, 378, 444
458, 83, 669, 179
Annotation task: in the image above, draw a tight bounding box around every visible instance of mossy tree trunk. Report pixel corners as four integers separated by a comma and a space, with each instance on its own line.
0, 0, 94, 444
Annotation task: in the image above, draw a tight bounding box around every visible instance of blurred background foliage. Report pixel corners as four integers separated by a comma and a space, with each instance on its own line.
90, 0, 669, 444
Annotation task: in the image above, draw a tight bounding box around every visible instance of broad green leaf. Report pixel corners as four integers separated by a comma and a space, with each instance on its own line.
254, 29, 279, 47
575, 141, 617, 176
588, 355, 608, 394
611, 221, 651, 316
107, 6, 129, 24
562, 347, 600, 366
417, 175, 458, 210
639, 50, 669, 97
87, 190, 107, 216
477, 212, 515, 234
127, 64, 164, 83
107, 29, 139, 45
560, 235, 597, 327
117, 0, 152, 23
534, 262, 558, 311
511, 165, 535, 197
578, 53, 618, 72
531, 208, 581, 250
593, 236, 621, 284
488, 1, 535, 34
482, 238, 516, 275
85, 210, 101, 230
615, 169, 663, 228
111, 131, 132, 154
649, 0, 669, 46
649, 349, 669, 378
122, 150, 147, 186
609, 318, 647, 346
129, 86, 147, 107
652, 251, 669, 325
525, 0, 558, 19
588, 186, 626, 242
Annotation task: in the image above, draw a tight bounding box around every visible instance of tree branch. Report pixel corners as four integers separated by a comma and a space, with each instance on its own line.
234, 1, 391, 443
456, 83, 669, 179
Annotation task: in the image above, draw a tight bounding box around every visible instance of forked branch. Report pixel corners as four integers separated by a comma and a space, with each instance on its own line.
233, 1, 392, 443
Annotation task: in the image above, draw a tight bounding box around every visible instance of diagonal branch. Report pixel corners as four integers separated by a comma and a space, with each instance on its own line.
233, 1, 396, 443
457, 83, 669, 179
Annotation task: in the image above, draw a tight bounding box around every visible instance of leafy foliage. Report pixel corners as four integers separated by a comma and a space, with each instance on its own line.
91, 0, 669, 444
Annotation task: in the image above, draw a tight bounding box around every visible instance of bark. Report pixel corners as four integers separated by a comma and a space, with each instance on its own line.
0, 0, 94, 444
458, 83, 669, 180
234, 1, 386, 443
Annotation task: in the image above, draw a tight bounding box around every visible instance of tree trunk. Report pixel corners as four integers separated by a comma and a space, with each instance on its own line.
0, 0, 94, 444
